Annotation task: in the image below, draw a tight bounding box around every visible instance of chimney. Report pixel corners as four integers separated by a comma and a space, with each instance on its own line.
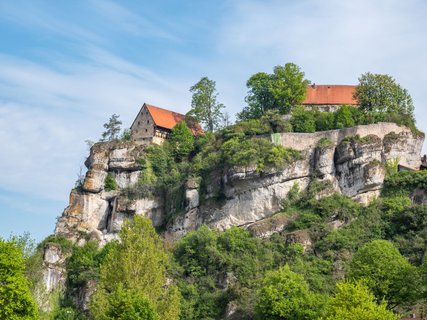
311, 83, 316, 89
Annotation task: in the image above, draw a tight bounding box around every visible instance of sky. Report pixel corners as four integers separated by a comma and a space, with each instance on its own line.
1, 0, 426, 242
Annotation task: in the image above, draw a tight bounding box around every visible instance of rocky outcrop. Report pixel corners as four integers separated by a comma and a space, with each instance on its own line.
54, 123, 424, 244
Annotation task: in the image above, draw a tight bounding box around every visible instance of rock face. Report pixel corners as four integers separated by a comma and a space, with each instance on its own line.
43, 243, 66, 293
54, 123, 424, 244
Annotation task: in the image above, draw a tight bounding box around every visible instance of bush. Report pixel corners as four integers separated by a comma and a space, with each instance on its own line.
168, 121, 195, 161
104, 172, 118, 191
334, 105, 356, 129
221, 137, 301, 172
315, 111, 335, 131
291, 106, 316, 132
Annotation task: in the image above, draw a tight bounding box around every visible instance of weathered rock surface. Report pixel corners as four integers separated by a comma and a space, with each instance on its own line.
54, 123, 424, 244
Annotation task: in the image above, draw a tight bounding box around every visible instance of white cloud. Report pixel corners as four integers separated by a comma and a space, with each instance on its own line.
0, 50, 194, 202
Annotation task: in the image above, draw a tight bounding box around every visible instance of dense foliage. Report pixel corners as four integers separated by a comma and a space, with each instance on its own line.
12, 167, 427, 320
90, 216, 180, 319
322, 281, 398, 320
354, 72, 414, 121
0, 238, 38, 319
238, 63, 310, 120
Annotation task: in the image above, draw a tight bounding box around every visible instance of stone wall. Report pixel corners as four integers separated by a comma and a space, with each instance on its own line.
130, 104, 156, 140
277, 122, 422, 169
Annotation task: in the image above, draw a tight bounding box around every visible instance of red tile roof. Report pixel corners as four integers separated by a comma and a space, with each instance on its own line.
303, 85, 358, 105
146, 104, 185, 130
145, 103, 204, 135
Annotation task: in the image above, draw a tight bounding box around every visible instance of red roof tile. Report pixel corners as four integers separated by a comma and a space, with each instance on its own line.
145, 104, 204, 135
146, 104, 185, 130
303, 85, 358, 105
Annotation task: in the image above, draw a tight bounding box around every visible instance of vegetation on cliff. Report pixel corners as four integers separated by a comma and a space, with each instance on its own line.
2, 64, 425, 319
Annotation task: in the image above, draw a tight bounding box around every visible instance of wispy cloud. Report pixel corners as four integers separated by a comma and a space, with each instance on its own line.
89, 0, 180, 41
0, 49, 193, 203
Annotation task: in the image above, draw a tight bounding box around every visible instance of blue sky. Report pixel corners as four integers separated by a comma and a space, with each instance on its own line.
1, 0, 426, 242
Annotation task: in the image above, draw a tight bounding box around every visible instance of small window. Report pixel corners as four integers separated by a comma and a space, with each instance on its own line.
138, 121, 140, 125
145, 129, 148, 132
147, 120, 149, 124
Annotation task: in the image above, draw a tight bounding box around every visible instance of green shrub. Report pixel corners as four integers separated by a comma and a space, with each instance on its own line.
104, 172, 118, 191
221, 137, 301, 172
291, 106, 316, 132
318, 137, 332, 148
334, 105, 356, 129
315, 111, 335, 131
383, 170, 427, 197
168, 121, 195, 161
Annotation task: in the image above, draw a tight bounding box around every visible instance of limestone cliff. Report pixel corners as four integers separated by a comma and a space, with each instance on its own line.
54, 122, 424, 244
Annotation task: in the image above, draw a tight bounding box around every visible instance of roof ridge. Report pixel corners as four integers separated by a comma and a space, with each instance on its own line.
145, 103, 185, 116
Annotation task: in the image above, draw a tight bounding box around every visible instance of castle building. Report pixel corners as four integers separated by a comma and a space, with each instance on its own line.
130, 103, 203, 144
302, 84, 358, 112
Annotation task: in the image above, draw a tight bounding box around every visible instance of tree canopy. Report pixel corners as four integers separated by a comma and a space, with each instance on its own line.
238, 63, 310, 120
346, 239, 419, 308
354, 72, 414, 121
322, 281, 398, 320
188, 77, 225, 132
90, 216, 180, 319
0, 238, 38, 319
255, 264, 325, 320
168, 121, 195, 161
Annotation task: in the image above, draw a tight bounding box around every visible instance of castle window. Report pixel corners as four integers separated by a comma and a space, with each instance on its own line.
138, 121, 140, 125
145, 129, 147, 132
147, 120, 149, 124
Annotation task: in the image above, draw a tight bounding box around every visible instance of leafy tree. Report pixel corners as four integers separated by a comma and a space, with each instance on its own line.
315, 111, 335, 131
334, 105, 356, 129
101, 114, 122, 141
90, 216, 180, 319
290, 106, 316, 132
0, 238, 38, 319
168, 121, 195, 161
255, 265, 325, 319
354, 72, 414, 120
322, 281, 398, 320
188, 77, 225, 132
240, 72, 274, 120
105, 284, 159, 320
347, 239, 419, 308
239, 63, 309, 120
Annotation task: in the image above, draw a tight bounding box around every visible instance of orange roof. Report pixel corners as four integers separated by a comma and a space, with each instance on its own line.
145, 103, 204, 135
146, 104, 185, 130
303, 85, 358, 105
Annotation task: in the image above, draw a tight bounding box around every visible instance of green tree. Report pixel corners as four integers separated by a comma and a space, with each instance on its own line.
354, 72, 414, 120
290, 106, 316, 132
168, 121, 195, 161
322, 281, 398, 320
105, 284, 159, 320
255, 265, 325, 320
101, 114, 122, 141
334, 105, 356, 129
188, 77, 225, 132
239, 63, 309, 120
90, 216, 180, 319
347, 240, 419, 308
0, 238, 38, 319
